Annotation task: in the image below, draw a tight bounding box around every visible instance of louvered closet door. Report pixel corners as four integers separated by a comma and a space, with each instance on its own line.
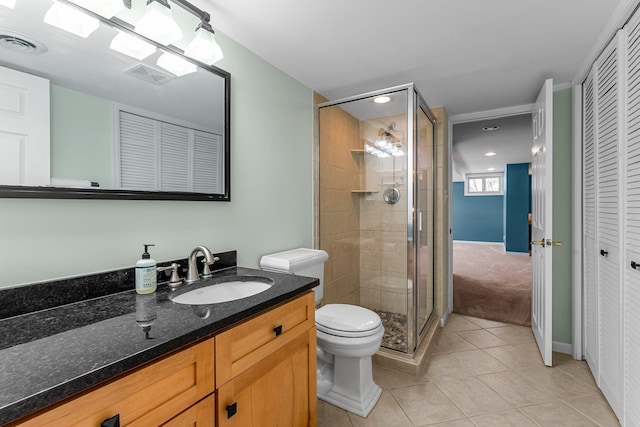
625, 13, 640, 426
583, 68, 599, 384
595, 32, 623, 419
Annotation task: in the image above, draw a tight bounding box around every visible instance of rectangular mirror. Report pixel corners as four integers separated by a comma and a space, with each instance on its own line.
0, 0, 230, 201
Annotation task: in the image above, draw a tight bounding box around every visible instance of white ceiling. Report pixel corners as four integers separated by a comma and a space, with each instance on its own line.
199, 0, 623, 177
452, 114, 533, 181
202, 0, 622, 116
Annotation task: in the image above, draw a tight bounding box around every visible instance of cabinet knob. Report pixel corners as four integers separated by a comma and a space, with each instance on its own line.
273, 325, 283, 336
600, 249, 609, 257
101, 414, 120, 427
226, 402, 238, 419
632, 261, 639, 270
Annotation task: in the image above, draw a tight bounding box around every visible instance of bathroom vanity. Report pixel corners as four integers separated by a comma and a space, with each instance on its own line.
0, 252, 318, 426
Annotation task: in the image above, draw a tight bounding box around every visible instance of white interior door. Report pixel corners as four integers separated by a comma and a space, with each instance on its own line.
595, 32, 623, 419
625, 12, 640, 426
0, 65, 50, 186
582, 68, 600, 384
531, 78, 554, 367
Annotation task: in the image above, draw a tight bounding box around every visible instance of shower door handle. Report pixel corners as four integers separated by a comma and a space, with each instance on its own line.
417, 212, 423, 232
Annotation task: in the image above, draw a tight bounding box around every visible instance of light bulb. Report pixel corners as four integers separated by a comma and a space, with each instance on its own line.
44, 1, 100, 38
110, 30, 156, 60
0, 0, 16, 9
184, 23, 223, 65
69, 0, 125, 18
135, 0, 182, 46
157, 52, 197, 76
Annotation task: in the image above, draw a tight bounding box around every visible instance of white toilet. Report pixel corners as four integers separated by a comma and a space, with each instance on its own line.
260, 248, 384, 417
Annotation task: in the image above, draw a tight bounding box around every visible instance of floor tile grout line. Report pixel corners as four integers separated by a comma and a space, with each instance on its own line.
561, 396, 616, 427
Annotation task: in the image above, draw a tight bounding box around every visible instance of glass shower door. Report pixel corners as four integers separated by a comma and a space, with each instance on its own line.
416, 101, 435, 337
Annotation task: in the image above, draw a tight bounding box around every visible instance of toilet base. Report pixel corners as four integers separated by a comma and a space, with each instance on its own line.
317, 353, 382, 417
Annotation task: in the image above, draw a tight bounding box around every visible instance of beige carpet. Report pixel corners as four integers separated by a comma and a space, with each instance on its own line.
453, 242, 532, 326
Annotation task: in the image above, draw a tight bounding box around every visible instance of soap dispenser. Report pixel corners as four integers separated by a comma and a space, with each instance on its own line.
135, 244, 157, 294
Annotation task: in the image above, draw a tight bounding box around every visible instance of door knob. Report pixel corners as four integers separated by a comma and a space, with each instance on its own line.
600, 249, 608, 257
550, 241, 562, 247
531, 240, 545, 246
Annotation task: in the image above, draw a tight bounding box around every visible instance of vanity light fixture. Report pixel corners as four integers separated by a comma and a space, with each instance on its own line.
69, 0, 125, 18
44, 1, 100, 38
0, 0, 16, 9
110, 30, 156, 60
135, 0, 182, 46
157, 51, 197, 76
484, 151, 497, 157
184, 15, 223, 65
373, 96, 391, 104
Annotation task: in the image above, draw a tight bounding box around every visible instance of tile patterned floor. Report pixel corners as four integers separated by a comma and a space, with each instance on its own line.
317, 313, 620, 427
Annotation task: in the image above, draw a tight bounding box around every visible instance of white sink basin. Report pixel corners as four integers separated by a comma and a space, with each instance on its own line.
170, 276, 273, 305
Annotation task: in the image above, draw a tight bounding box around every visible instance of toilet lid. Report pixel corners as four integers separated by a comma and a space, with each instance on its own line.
316, 304, 382, 336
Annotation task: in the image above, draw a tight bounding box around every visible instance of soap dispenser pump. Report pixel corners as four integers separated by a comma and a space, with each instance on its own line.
135, 244, 157, 294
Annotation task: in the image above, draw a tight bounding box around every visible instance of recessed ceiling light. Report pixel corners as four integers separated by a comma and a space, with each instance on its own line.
484, 151, 497, 157
373, 96, 391, 104
482, 125, 500, 131
487, 167, 496, 171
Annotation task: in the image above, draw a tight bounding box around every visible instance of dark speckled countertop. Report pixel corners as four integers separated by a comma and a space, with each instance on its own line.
0, 251, 318, 426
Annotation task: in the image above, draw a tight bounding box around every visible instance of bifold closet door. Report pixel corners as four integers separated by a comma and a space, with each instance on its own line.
582, 68, 599, 384
624, 12, 640, 426
595, 32, 623, 419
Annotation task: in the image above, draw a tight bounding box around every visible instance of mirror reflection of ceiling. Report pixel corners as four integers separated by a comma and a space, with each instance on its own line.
0, 0, 224, 131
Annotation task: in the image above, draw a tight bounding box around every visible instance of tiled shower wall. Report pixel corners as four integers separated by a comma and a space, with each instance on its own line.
358, 117, 409, 316
317, 97, 361, 306
315, 93, 449, 323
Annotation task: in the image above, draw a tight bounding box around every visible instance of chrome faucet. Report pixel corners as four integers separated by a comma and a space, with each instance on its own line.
185, 246, 219, 283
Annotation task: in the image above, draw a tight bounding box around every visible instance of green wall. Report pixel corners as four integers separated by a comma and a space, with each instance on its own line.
552, 85, 573, 345
0, 32, 314, 288
50, 85, 114, 188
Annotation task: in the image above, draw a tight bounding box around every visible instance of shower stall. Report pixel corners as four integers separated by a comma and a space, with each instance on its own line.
317, 83, 436, 355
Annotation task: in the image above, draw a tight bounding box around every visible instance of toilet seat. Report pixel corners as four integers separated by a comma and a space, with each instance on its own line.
316, 304, 382, 338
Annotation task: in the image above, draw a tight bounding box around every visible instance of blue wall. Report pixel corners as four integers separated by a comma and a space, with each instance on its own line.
504, 163, 531, 253
452, 182, 504, 242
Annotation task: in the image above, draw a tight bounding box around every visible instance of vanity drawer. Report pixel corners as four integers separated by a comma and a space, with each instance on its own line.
215, 292, 315, 385
12, 339, 215, 427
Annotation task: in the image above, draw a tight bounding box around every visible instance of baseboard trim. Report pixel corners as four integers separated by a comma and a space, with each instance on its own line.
440, 308, 451, 327
505, 251, 530, 256
553, 341, 573, 355
453, 240, 503, 246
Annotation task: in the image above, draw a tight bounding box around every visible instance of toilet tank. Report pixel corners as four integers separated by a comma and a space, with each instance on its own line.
260, 248, 328, 303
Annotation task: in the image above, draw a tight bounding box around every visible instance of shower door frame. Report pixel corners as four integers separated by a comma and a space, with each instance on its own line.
316, 83, 437, 356
406, 85, 437, 354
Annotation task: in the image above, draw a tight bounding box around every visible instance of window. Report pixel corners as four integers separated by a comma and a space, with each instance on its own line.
464, 173, 503, 196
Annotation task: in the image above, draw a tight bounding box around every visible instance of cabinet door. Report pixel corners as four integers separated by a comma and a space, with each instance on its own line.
217, 328, 317, 427
161, 395, 215, 427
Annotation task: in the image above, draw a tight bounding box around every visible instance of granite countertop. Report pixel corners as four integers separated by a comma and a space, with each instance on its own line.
0, 259, 318, 425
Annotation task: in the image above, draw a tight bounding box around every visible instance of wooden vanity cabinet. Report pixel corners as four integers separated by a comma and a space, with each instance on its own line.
216, 292, 317, 427
9, 292, 316, 427
11, 339, 215, 427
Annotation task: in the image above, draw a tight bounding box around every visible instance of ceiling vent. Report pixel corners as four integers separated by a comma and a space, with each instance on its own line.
0, 32, 47, 54
124, 64, 175, 85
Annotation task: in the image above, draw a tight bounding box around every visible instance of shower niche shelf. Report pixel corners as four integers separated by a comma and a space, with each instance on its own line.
351, 147, 379, 193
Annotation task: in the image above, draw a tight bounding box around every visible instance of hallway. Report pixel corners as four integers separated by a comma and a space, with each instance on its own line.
318, 314, 618, 426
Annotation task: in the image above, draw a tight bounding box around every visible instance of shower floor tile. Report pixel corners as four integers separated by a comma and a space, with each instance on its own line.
374, 309, 407, 353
